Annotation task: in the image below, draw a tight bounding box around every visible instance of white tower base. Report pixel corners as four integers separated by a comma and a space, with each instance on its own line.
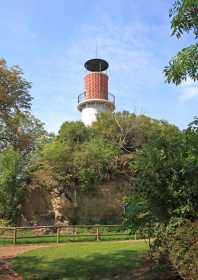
78, 99, 115, 126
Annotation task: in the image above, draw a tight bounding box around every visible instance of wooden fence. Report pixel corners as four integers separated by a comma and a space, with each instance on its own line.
0, 225, 135, 245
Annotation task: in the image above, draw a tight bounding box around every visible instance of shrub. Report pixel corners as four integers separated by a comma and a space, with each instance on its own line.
0, 219, 9, 227
168, 220, 198, 280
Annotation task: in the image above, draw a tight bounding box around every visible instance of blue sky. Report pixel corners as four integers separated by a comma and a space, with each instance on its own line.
1, 0, 197, 132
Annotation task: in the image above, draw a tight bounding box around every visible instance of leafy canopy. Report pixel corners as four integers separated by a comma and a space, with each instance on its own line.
130, 118, 198, 224
0, 149, 27, 224
164, 0, 198, 84
0, 59, 47, 155
0, 58, 48, 225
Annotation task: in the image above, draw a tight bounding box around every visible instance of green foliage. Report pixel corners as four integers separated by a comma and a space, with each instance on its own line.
0, 58, 48, 225
0, 59, 48, 155
0, 149, 27, 224
92, 111, 138, 152
124, 196, 155, 235
0, 58, 32, 150
29, 111, 181, 225
73, 139, 119, 189
0, 219, 9, 227
58, 121, 91, 145
165, 0, 198, 84
168, 220, 198, 280
124, 195, 159, 262
93, 112, 179, 152
131, 118, 198, 223
36, 113, 178, 198
0, 59, 32, 119
124, 116, 198, 278
165, 44, 198, 85
37, 125, 119, 195
170, 0, 198, 38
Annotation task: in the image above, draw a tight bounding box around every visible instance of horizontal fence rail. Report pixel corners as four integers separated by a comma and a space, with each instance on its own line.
0, 225, 137, 245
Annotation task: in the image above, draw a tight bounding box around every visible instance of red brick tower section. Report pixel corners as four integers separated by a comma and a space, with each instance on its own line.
84, 72, 108, 100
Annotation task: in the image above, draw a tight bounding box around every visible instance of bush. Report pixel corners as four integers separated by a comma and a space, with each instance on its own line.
0, 219, 9, 227
0, 219, 10, 236
168, 220, 198, 280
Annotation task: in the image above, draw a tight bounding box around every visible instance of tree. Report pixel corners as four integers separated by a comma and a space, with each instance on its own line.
0, 58, 48, 155
0, 59, 32, 119
0, 58, 35, 153
131, 118, 198, 224
93, 112, 179, 153
124, 195, 157, 256
31, 117, 127, 223
167, 219, 198, 280
73, 138, 119, 188
0, 149, 28, 225
0, 59, 48, 224
37, 114, 178, 197
164, 0, 198, 84
58, 121, 91, 145
34, 123, 120, 223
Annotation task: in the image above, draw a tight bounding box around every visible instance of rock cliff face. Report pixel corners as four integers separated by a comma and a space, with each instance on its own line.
22, 179, 131, 225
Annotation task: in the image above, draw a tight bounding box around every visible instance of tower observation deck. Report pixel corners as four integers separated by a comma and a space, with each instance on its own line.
77, 58, 115, 126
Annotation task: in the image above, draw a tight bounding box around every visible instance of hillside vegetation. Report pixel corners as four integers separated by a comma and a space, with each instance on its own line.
22, 112, 179, 225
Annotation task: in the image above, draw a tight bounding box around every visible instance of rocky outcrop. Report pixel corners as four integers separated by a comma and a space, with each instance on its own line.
22, 178, 131, 226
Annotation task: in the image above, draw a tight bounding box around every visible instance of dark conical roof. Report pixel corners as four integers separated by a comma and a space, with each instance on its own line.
84, 58, 109, 72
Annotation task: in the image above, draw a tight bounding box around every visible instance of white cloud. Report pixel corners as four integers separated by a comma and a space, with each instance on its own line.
178, 78, 198, 102
179, 87, 198, 101
61, 16, 167, 95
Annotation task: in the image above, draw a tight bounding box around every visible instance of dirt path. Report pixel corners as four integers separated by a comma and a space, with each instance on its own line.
0, 245, 48, 280
0, 244, 48, 259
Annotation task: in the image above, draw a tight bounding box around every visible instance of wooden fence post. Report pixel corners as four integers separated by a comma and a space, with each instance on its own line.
96, 227, 99, 241
56, 227, 60, 244
13, 227, 17, 244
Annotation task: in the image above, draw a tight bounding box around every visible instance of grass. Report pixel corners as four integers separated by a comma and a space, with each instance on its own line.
0, 235, 133, 245
12, 240, 148, 280
0, 226, 137, 245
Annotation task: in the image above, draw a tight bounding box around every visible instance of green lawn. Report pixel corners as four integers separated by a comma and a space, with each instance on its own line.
0, 235, 133, 245
0, 226, 136, 245
12, 241, 148, 280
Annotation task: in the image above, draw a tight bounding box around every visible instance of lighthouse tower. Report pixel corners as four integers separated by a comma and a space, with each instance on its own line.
77, 58, 115, 126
